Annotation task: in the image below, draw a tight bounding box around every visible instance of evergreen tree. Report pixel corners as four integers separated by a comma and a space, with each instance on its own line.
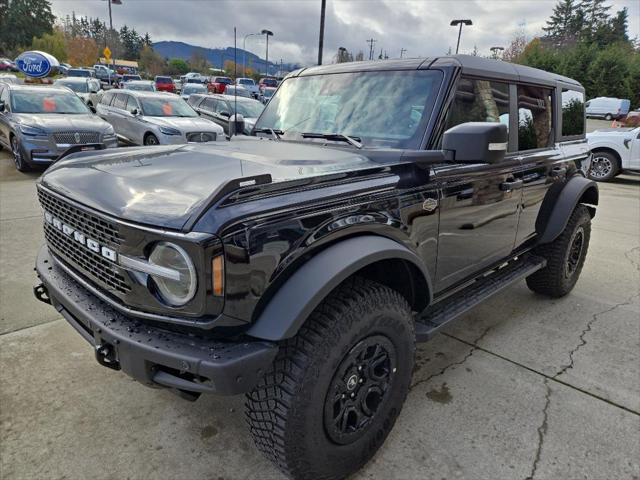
580, 0, 611, 39
543, 0, 576, 45
0, 0, 55, 54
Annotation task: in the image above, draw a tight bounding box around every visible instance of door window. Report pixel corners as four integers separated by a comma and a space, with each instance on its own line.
445, 78, 510, 137
112, 93, 127, 110
125, 96, 139, 113
518, 85, 553, 150
201, 98, 217, 112
561, 89, 585, 137
215, 100, 230, 115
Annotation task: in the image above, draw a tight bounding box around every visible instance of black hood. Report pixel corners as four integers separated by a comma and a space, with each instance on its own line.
39, 137, 381, 230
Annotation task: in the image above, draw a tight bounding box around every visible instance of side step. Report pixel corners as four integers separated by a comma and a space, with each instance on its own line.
415, 255, 546, 342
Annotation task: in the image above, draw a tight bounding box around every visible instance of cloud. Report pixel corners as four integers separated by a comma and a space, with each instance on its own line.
49, 0, 639, 65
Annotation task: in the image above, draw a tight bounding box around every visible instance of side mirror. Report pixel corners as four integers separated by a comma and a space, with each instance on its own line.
131, 108, 140, 116
0, 101, 5, 112
442, 122, 508, 164
220, 111, 230, 118
229, 113, 245, 137
89, 105, 97, 113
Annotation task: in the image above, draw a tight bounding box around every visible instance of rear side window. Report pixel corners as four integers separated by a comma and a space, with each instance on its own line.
100, 91, 115, 105
112, 93, 127, 110
561, 89, 585, 137
445, 78, 510, 137
518, 85, 553, 150
201, 98, 217, 111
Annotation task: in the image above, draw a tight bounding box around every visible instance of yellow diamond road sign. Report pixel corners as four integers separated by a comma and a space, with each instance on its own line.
103, 47, 111, 60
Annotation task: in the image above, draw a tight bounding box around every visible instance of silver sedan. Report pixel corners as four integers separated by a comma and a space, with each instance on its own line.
96, 90, 224, 145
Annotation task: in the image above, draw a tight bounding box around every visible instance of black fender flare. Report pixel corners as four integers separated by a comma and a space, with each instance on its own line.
538, 175, 598, 244
246, 235, 432, 341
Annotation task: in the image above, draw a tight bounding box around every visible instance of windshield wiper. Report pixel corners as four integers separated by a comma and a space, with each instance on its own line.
300, 132, 363, 149
254, 128, 283, 140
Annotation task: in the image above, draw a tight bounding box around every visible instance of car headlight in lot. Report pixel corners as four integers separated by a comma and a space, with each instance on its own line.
19, 124, 47, 137
159, 126, 181, 136
148, 242, 197, 306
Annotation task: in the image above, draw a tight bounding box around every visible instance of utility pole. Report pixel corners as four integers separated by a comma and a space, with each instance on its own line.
366, 38, 376, 60
450, 19, 472, 54
318, 0, 326, 65
400, 48, 407, 59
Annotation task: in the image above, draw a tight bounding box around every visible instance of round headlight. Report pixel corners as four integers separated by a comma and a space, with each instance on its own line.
148, 242, 197, 306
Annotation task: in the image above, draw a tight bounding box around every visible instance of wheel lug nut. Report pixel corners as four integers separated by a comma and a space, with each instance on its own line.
358, 366, 362, 371
342, 394, 346, 399
350, 393, 355, 398
359, 378, 364, 383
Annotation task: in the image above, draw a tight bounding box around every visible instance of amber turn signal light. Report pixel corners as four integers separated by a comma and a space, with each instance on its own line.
212, 255, 224, 296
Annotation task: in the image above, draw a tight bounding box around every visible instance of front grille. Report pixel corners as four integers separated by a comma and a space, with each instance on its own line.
53, 131, 100, 144
38, 189, 124, 246
44, 223, 130, 294
186, 132, 216, 143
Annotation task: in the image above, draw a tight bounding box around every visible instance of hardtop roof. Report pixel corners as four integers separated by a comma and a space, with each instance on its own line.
292, 54, 583, 90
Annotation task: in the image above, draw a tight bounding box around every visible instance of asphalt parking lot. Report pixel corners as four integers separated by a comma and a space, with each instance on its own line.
1, 122, 638, 479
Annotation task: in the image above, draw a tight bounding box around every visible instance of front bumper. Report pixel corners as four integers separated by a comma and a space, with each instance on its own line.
22, 135, 118, 165
34, 245, 278, 397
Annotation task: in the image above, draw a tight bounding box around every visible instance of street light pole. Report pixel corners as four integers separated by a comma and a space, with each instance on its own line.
243, 33, 260, 77
261, 29, 273, 76
105, 0, 121, 81
318, 0, 326, 65
490, 46, 505, 59
450, 19, 472, 54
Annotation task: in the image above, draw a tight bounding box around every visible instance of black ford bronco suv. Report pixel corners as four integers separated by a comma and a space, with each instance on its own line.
34, 55, 597, 480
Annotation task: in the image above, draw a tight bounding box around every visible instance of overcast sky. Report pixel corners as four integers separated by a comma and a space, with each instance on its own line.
49, 0, 639, 65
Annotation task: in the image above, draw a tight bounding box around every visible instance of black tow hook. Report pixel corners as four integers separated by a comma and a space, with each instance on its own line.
95, 343, 121, 371
33, 283, 51, 305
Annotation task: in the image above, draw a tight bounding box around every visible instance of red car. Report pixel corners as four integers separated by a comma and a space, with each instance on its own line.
154, 76, 176, 93
208, 76, 233, 94
0, 58, 18, 72
258, 77, 278, 93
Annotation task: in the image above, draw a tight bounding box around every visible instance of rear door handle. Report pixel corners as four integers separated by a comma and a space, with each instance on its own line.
499, 179, 523, 191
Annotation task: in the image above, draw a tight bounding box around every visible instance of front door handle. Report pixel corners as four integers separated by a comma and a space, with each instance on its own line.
499, 179, 523, 192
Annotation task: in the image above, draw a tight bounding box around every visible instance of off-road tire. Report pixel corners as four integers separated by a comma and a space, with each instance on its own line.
245, 277, 415, 480
526, 204, 591, 297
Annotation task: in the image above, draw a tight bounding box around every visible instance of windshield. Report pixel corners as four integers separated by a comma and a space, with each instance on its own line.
225, 86, 251, 98
11, 90, 89, 114
263, 88, 275, 98
55, 80, 88, 93
255, 70, 442, 149
126, 82, 154, 91
183, 84, 207, 94
140, 97, 198, 117
68, 69, 91, 78
238, 79, 254, 86
234, 101, 264, 118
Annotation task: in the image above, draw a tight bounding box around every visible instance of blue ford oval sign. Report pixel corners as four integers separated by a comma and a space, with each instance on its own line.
16, 50, 59, 78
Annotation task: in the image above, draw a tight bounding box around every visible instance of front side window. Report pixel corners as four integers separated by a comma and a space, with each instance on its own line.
518, 85, 553, 150
255, 70, 443, 149
11, 90, 89, 114
125, 96, 139, 113
561, 89, 585, 137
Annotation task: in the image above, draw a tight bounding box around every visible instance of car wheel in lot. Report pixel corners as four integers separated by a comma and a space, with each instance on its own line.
526, 204, 591, 298
589, 151, 619, 182
144, 133, 160, 146
11, 136, 31, 172
246, 277, 415, 480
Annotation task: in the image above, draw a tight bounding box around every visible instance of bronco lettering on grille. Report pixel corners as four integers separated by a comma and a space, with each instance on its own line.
44, 210, 117, 263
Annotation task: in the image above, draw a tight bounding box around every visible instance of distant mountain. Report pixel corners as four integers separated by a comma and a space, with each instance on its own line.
152, 41, 300, 75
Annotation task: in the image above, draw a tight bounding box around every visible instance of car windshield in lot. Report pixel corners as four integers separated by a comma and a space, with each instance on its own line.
54, 80, 89, 93
182, 84, 207, 95
139, 97, 198, 117
11, 89, 89, 114
68, 69, 91, 78
255, 70, 443, 149
125, 81, 155, 91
